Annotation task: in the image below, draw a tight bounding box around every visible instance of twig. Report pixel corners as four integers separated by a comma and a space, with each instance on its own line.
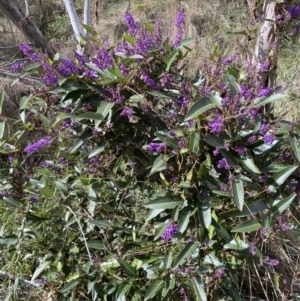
0, 270, 40, 288
24, 0, 30, 16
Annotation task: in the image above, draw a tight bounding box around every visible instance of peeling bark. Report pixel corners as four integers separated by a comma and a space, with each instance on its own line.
253, 0, 279, 116
0, 0, 55, 59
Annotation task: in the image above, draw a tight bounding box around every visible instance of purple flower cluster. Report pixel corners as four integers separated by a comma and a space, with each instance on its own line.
263, 134, 275, 145
93, 48, 114, 70
259, 124, 270, 135
57, 58, 80, 77
24, 136, 52, 155
265, 257, 279, 267
42, 73, 59, 87
235, 146, 247, 155
10, 60, 28, 72
208, 116, 224, 134
259, 61, 270, 72
286, 5, 300, 20
29, 196, 39, 203
161, 223, 178, 242
124, 10, 137, 34
223, 55, 236, 65
120, 108, 134, 119
217, 158, 231, 170
174, 8, 185, 48
148, 142, 166, 153
178, 137, 186, 149
258, 87, 272, 98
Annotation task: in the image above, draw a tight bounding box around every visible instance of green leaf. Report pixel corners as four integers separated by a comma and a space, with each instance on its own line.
117, 260, 137, 277
31, 260, 51, 281
198, 202, 211, 229
240, 156, 261, 174
203, 135, 224, 148
178, 208, 191, 234
88, 141, 109, 158
145, 279, 164, 300
164, 252, 173, 269
116, 281, 132, 301
172, 242, 200, 270
81, 23, 97, 36
96, 101, 114, 119
150, 154, 167, 175
40, 188, 53, 197
211, 218, 230, 242
70, 130, 93, 154
221, 199, 267, 217
55, 181, 68, 192
224, 74, 239, 97
60, 279, 78, 293
0, 236, 17, 245
145, 209, 164, 222
189, 132, 200, 155
232, 178, 244, 211
268, 165, 298, 192
145, 21, 155, 33
289, 133, 300, 162
75, 112, 103, 121
123, 35, 136, 44
253, 93, 286, 108
221, 278, 243, 301
269, 193, 296, 217
3, 197, 23, 209
179, 37, 195, 47
89, 219, 110, 228
0, 90, 4, 115
20, 95, 32, 110
185, 97, 216, 121
191, 275, 207, 301
86, 240, 107, 249
156, 132, 178, 150
0, 121, 5, 139
231, 219, 261, 233
166, 49, 179, 71
144, 196, 181, 210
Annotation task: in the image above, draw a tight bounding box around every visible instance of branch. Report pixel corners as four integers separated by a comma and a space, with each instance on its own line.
24, 0, 29, 16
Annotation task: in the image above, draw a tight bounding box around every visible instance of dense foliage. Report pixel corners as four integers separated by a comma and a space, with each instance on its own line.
1, 5, 300, 301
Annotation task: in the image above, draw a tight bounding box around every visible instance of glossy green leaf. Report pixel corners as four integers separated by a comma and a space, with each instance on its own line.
88, 141, 109, 158
240, 156, 261, 174
144, 21, 155, 33
116, 281, 132, 301
221, 199, 267, 217
289, 133, 300, 162
185, 97, 216, 121
166, 49, 179, 71
232, 178, 244, 211
224, 74, 239, 97
150, 154, 167, 175
178, 209, 191, 234
123, 35, 136, 44
89, 219, 110, 228
69, 130, 93, 154
268, 165, 298, 192
60, 279, 78, 293
3, 197, 23, 209
117, 260, 137, 277
253, 93, 286, 108
144, 195, 181, 210
145, 279, 164, 300
231, 219, 261, 233
86, 240, 107, 250
189, 132, 200, 155
269, 193, 296, 217
145, 209, 164, 222
198, 202, 211, 229
191, 275, 207, 301
0, 236, 17, 245
211, 218, 230, 242
172, 242, 200, 270
203, 135, 224, 148
179, 37, 195, 47
97, 101, 114, 119
0, 121, 5, 139
31, 260, 51, 281
164, 252, 173, 269
156, 132, 178, 150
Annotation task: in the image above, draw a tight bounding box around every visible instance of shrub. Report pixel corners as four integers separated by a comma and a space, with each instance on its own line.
2, 7, 300, 301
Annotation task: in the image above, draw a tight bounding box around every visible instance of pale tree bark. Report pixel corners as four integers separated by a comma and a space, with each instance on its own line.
83, 0, 91, 36
0, 0, 55, 58
63, 0, 84, 53
253, 0, 279, 115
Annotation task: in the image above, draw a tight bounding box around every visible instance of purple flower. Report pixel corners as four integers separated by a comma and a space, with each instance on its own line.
58, 157, 67, 165
247, 135, 256, 143
249, 242, 257, 255
213, 148, 220, 156
259, 61, 270, 72
214, 267, 227, 278
217, 158, 231, 170
220, 184, 227, 191
156, 143, 166, 153
142, 72, 158, 90
120, 108, 134, 119
208, 116, 224, 134
85, 69, 98, 81
266, 258, 279, 267
259, 227, 267, 237
161, 223, 178, 242
235, 146, 247, 155
57, 58, 79, 76
10, 61, 28, 72
258, 87, 272, 97
29, 52, 40, 62
175, 8, 185, 27
29, 196, 38, 203
124, 10, 137, 34
174, 29, 184, 48
90, 156, 102, 165
280, 224, 290, 231
19, 43, 32, 56
264, 134, 275, 145
24, 136, 52, 155
223, 55, 236, 65
259, 124, 270, 135
148, 142, 166, 153
93, 48, 113, 70
42, 73, 58, 86
178, 137, 186, 149
287, 5, 300, 20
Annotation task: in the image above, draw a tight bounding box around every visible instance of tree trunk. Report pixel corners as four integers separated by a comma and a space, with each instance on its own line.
83, 0, 91, 36
63, 0, 84, 54
253, 0, 279, 116
0, 0, 55, 59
